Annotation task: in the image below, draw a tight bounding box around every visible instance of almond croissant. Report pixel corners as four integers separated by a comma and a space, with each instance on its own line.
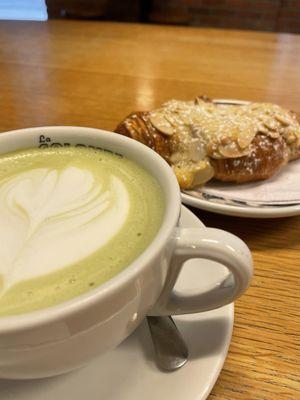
115, 97, 300, 189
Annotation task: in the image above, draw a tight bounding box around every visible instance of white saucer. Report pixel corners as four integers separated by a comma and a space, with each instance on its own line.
182, 191, 300, 218
182, 99, 300, 218
0, 206, 234, 400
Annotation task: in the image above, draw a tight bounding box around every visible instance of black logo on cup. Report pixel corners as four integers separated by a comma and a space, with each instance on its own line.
37, 135, 122, 157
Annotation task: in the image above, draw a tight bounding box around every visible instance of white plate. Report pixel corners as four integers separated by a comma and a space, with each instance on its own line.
181, 99, 300, 218
0, 206, 234, 400
182, 191, 300, 218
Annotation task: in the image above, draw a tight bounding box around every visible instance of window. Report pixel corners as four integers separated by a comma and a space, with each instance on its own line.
0, 0, 47, 20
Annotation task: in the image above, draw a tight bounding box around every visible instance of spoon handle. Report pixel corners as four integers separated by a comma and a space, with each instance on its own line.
147, 316, 188, 371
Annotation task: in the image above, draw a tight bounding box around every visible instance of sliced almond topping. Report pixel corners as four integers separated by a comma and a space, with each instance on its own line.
275, 114, 290, 126
149, 113, 174, 136
263, 119, 279, 131
206, 141, 218, 155
285, 134, 297, 144
178, 112, 193, 125
149, 99, 300, 168
218, 142, 250, 158
220, 136, 231, 146
237, 128, 256, 149
189, 108, 205, 122
257, 125, 269, 135
267, 130, 280, 139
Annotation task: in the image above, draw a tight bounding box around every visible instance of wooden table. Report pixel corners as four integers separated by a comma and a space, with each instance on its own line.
0, 20, 299, 399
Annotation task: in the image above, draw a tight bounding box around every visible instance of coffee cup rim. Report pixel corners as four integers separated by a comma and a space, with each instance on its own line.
0, 126, 181, 333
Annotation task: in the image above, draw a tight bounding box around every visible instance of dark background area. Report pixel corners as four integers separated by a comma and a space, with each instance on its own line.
46, 0, 300, 34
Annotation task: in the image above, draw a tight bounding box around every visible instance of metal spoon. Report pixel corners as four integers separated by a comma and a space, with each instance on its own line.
147, 316, 188, 371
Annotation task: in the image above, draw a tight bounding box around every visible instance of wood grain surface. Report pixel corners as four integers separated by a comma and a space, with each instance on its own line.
0, 20, 299, 399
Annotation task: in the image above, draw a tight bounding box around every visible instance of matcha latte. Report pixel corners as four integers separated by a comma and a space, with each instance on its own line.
0, 147, 164, 316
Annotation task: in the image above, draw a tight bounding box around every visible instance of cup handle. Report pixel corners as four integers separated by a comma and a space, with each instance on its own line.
149, 227, 253, 315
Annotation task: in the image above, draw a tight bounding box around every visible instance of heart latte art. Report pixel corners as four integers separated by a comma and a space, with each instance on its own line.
0, 166, 129, 291
0, 147, 164, 316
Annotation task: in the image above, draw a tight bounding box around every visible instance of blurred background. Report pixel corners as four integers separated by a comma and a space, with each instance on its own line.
0, 1, 299, 33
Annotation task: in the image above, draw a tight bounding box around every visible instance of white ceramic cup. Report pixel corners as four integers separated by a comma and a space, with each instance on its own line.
0, 127, 253, 379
